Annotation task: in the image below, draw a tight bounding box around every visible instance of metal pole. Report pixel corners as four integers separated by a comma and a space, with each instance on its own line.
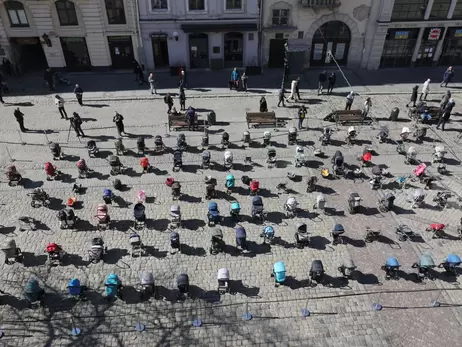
17, 130, 25, 145
5, 146, 14, 162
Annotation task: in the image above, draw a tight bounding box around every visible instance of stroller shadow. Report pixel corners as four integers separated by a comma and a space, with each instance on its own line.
111, 219, 133, 232
104, 248, 129, 265
307, 160, 325, 169
180, 194, 202, 203
65, 253, 88, 267
266, 211, 286, 224
149, 218, 170, 232
324, 207, 345, 216
0, 293, 28, 310
45, 292, 77, 314
183, 164, 201, 173
284, 276, 311, 290
310, 236, 331, 250
179, 244, 207, 257
156, 285, 177, 303
21, 178, 44, 189
92, 171, 110, 181
152, 167, 169, 175
143, 245, 168, 258
124, 168, 143, 178
342, 236, 366, 248
258, 189, 279, 198
232, 163, 253, 172
393, 205, 416, 215
272, 236, 295, 249
323, 274, 350, 288
247, 240, 271, 255
22, 252, 47, 267
76, 219, 94, 231
182, 218, 206, 231
48, 198, 65, 211
317, 186, 336, 195
222, 244, 240, 257
230, 280, 260, 297
120, 285, 140, 304
355, 271, 381, 285
113, 196, 131, 208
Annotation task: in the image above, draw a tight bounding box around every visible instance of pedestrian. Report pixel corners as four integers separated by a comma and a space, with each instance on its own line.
440, 90, 451, 110
74, 84, 83, 106
136, 65, 146, 85
295, 77, 301, 100
71, 112, 85, 137
178, 67, 187, 88
260, 96, 268, 112
327, 72, 336, 94
132, 59, 141, 81
164, 93, 173, 113
179, 87, 186, 111
148, 73, 156, 94
186, 106, 196, 130
44, 68, 54, 91
113, 111, 126, 136
298, 105, 307, 130
345, 91, 355, 110
318, 71, 327, 95
289, 79, 298, 101
363, 97, 372, 118
440, 66, 454, 87
406, 85, 419, 107
420, 79, 430, 101
54, 95, 67, 119
14, 108, 27, 132
277, 87, 286, 107
437, 98, 455, 131
2, 58, 13, 76
231, 67, 240, 90
241, 72, 248, 92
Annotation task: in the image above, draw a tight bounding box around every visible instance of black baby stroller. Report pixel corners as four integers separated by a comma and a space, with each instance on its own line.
173, 149, 182, 172
370, 166, 382, 190
109, 155, 124, 175
49, 142, 63, 160
1, 238, 23, 265
202, 150, 211, 169
133, 203, 146, 230
288, 127, 297, 145
140, 271, 156, 300
129, 232, 145, 257
332, 151, 345, 178
235, 226, 248, 252
87, 140, 99, 157
171, 181, 181, 200
204, 176, 216, 199
177, 133, 187, 151
309, 260, 325, 286
154, 135, 165, 153
338, 259, 357, 278
413, 126, 427, 143
217, 268, 230, 294
251, 196, 264, 223
295, 223, 310, 249
210, 227, 225, 255
332, 224, 345, 245
170, 231, 180, 254
395, 224, 418, 241
177, 274, 189, 300
378, 192, 395, 213
88, 237, 106, 263
433, 191, 452, 209
114, 139, 127, 155
28, 188, 50, 208
221, 131, 229, 148
307, 176, 317, 193
137, 137, 146, 154
348, 193, 361, 214
266, 147, 277, 168
4, 165, 22, 186
57, 208, 76, 229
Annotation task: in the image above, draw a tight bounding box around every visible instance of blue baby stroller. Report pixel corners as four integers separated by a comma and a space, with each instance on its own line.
68, 278, 86, 300
382, 257, 400, 280
133, 203, 146, 230
23, 278, 45, 308
235, 226, 248, 252
272, 261, 286, 287
207, 201, 221, 226
230, 201, 241, 220
412, 253, 435, 281
226, 174, 235, 194
103, 189, 115, 204
260, 226, 275, 244
439, 254, 461, 276
251, 196, 264, 223
105, 273, 123, 300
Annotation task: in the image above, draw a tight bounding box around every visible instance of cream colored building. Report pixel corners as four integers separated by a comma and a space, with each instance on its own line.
0, 0, 142, 72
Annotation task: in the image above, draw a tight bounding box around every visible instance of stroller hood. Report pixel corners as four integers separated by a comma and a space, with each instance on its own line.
286, 197, 297, 206
224, 151, 233, 160
1, 238, 16, 250
273, 261, 286, 273
174, 150, 182, 158
311, 260, 324, 273
347, 126, 356, 134
296, 223, 307, 233
92, 237, 104, 246
170, 204, 180, 214
447, 254, 462, 264
349, 193, 361, 200
231, 201, 240, 210
103, 189, 113, 197
267, 148, 276, 155
217, 268, 230, 280
68, 278, 81, 288
413, 189, 425, 199
87, 140, 96, 148
226, 174, 235, 181
235, 227, 246, 238
211, 227, 223, 239
371, 166, 382, 176
419, 253, 435, 267
105, 273, 120, 285
435, 146, 446, 153
170, 231, 179, 241
333, 151, 343, 159
141, 271, 154, 285
289, 127, 297, 134
264, 226, 275, 236
407, 146, 417, 155
316, 194, 326, 203
252, 196, 263, 206
333, 224, 345, 233
177, 274, 189, 286
208, 202, 218, 211
386, 257, 400, 267
4, 165, 17, 174
130, 232, 141, 243
24, 279, 41, 294
202, 150, 211, 159
295, 146, 304, 154
137, 137, 145, 144
401, 127, 410, 134
134, 203, 145, 215
222, 132, 229, 140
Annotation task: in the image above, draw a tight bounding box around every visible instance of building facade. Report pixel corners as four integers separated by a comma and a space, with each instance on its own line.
0, 0, 141, 72
138, 0, 259, 71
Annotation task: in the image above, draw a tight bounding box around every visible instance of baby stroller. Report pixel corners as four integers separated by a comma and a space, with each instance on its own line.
309, 260, 325, 286
433, 146, 446, 163
225, 174, 235, 194
201, 131, 209, 149
426, 223, 446, 239
210, 227, 225, 255
140, 157, 150, 174
288, 127, 297, 145
235, 226, 248, 252
105, 273, 123, 300
370, 166, 382, 190
217, 268, 230, 294
332, 224, 345, 245
360, 148, 372, 167
28, 188, 50, 208
133, 203, 146, 230
266, 147, 277, 168
96, 203, 110, 230
154, 135, 165, 153
177, 133, 187, 151
260, 225, 275, 244
137, 137, 146, 154
49, 142, 63, 160
381, 257, 400, 280
88, 237, 105, 263
411, 188, 425, 208
307, 176, 317, 193
263, 131, 271, 147
413, 163, 427, 182
284, 196, 298, 218
57, 208, 76, 229
45, 162, 59, 180
348, 193, 361, 214
252, 196, 265, 223
4, 165, 22, 186
295, 146, 306, 167
1, 238, 23, 264
400, 127, 411, 141
413, 126, 427, 143
230, 201, 241, 220
114, 139, 127, 155
170, 204, 181, 228
332, 151, 345, 178
295, 223, 310, 249
140, 271, 155, 300
46, 242, 64, 266
433, 191, 452, 209
68, 278, 86, 300
171, 181, 181, 200
87, 140, 99, 157
224, 150, 233, 170
221, 132, 229, 148
395, 224, 417, 241
345, 126, 357, 145
103, 188, 115, 204
204, 176, 216, 199
177, 274, 189, 300
272, 261, 286, 287
378, 192, 395, 213
439, 254, 461, 276
242, 130, 251, 146
320, 127, 332, 146
170, 231, 180, 254
201, 150, 211, 169
23, 279, 45, 308
377, 126, 389, 143
109, 155, 124, 175
412, 253, 436, 280
249, 179, 259, 196
77, 158, 89, 178
404, 146, 418, 165
129, 232, 145, 257
207, 201, 221, 226
173, 149, 182, 172
338, 259, 357, 278
314, 194, 326, 213
458, 218, 462, 239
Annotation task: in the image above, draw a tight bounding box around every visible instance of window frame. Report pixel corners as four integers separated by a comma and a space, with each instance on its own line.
429, 0, 451, 19
391, 0, 428, 22
225, 0, 242, 11
4, 1, 29, 28
272, 9, 289, 26
56, 0, 78, 26
151, 0, 169, 11
453, 1, 462, 19
188, 0, 206, 11
105, 0, 126, 25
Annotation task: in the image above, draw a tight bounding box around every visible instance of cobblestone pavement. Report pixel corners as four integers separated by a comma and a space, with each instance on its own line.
1, 87, 462, 347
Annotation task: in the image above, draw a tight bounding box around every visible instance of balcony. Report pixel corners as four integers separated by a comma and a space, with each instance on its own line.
300, 0, 341, 9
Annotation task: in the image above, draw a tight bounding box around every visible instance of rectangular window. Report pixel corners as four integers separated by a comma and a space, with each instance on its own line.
429, 0, 451, 19
298, 31, 304, 39
248, 33, 254, 41
226, 0, 242, 10
453, 2, 462, 19
151, 0, 168, 10
105, 0, 126, 25
275, 33, 284, 39
391, 0, 428, 21
56, 1, 78, 26
189, 0, 205, 10
272, 9, 289, 26
5, 2, 29, 27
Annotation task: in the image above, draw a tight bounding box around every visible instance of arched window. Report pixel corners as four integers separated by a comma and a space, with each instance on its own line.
105, 0, 126, 25
56, 1, 78, 26
4, 1, 29, 27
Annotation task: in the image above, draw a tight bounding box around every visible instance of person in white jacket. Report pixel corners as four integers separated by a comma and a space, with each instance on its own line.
289, 79, 298, 101
420, 79, 430, 101
54, 95, 67, 119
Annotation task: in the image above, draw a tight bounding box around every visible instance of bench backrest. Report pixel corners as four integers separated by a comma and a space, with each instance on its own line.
333, 110, 362, 116
246, 111, 276, 119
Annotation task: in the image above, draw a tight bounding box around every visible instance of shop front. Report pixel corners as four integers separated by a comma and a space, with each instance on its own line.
415, 27, 444, 67
107, 36, 134, 69
439, 27, 462, 66
60, 37, 91, 71
380, 28, 419, 68
10, 37, 48, 72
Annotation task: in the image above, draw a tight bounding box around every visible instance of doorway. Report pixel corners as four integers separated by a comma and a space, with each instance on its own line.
268, 39, 286, 68
10, 37, 47, 72
107, 36, 134, 69
311, 21, 350, 66
189, 33, 209, 69
151, 35, 169, 68
224, 32, 243, 68
60, 37, 91, 71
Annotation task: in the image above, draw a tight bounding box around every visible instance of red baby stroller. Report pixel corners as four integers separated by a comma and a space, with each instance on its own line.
140, 157, 150, 173
426, 223, 446, 239
249, 180, 259, 196
45, 162, 59, 180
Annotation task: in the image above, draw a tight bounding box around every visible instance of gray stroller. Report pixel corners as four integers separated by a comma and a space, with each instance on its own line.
1, 238, 23, 265
411, 188, 425, 208
140, 271, 156, 300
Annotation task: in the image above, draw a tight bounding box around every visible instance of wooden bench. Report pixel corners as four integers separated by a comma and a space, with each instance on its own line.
246, 111, 277, 128
168, 114, 207, 131
408, 105, 442, 124
324, 110, 370, 124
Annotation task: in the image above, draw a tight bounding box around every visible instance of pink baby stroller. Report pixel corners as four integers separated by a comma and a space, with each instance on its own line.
413, 163, 426, 181
96, 204, 110, 230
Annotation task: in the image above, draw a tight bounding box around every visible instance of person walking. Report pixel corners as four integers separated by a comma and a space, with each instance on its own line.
179, 87, 186, 111
289, 79, 298, 101
148, 73, 156, 94
295, 77, 301, 100
54, 95, 67, 119
71, 112, 85, 137
14, 108, 28, 132
277, 87, 286, 107
136, 65, 146, 85
186, 106, 196, 130
164, 93, 173, 113
436, 98, 455, 131
363, 97, 372, 118
74, 84, 83, 106
406, 85, 419, 107
420, 79, 430, 101
345, 91, 355, 110
231, 67, 240, 90
241, 73, 248, 92
260, 96, 268, 112
178, 67, 187, 88
113, 112, 126, 136
327, 72, 336, 94
298, 105, 307, 130
440, 66, 454, 87
318, 71, 327, 95
440, 90, 451, 110
44, 68, 54, 91
0, 82, 5, 105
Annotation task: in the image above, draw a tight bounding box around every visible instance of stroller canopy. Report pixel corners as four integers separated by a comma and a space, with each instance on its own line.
317, 194, 326, 203
103, 189, 113, 197
1, 237, 16, 250
263, 131, 271, 138
24, 279, 41, 294
289, 127, 297, 134
333, 224, 345, 233
92, 237, 104, 246
347, 126, 356, 134
155, 135, 163, 143
407, 147, 417, 155
170, 231, 179, 241
87, 140, 96, 148
217, 268, 230, 280
97, 203, 108, 212
177, 274, 189, 286
267, 148, 276, 156
4, 165, 17, 174
226, 174, 235, 182
208, 202, 218, 211
211, 227, 223, 239
286, 197, 297, 206
296, 146, 304, 154
386, 257, 400, 267
170, 204, 180, 214
435, 146, 446, 153
68, 278, 81, 295
224, 151, 233, 160
333, 151, 343, 159
349, 193, 361, 201
231, 201, 240, 210
134, 203, 145, 217
264, 226, 274, 237
371, 166, 382, 176
297, 223, 307, 233
235, 226, 246, 238
105, 273, 120, 286
129, 232, 141, 244
447, 254, 462, 265
222, 132, 229, 140
109, 156, 120, 166
141, 271, 154, 285
385, 192, 396, 202
310, 260, 324, 273
419, 253, 435, 268
174, 150, 182, 159
273, 261, 286, 274
401, 127, 410, 134
202, 150, 211, 159
413, 189, 425, 200
252, 196, 263, 206
178, 133, 186, 141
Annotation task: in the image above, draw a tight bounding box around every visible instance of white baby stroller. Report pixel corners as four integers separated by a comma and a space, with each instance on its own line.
263, 131, 271, 147
433, 146, 446, 163
404, 146, 418, 165
320, 127, 332, 146
288, 127, 297, 145
284, 197, 298, 218
129, 232, 145, 257
224, 150, 233, 170
400, 127, 411, 141
346, 126, 357, 145
295, 146, 306, 167
217, 268, 230, 294
88, 237, 106, 263
169, 204, 181, 228
313, 194, 326, 213
411, 188, 426, 208
154, 135, 165, 153
242, 131, 251, 147
266, 147, 277, 168
133, 203, 146, 230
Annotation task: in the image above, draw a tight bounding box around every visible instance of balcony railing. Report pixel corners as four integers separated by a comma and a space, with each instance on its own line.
300, 0, 341, 9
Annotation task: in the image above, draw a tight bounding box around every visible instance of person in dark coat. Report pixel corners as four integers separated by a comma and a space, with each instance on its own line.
318, 71, 327, 95
113, 112, 126, 136
259, 96, 268, 112
298, 105, 307, 130
164, 93, 173, 113
14, 108, 27, 132
277, 87, 286, 107
74, 84, 83, 106
186, 106, 196, 130
71, 112, 85, 137
327, 72, 336, 94
44, 68, 54, 91
179, 87, 186, 111
440, 66, 454, 87
406, 85, 419, 108
436, 98, 455, 131
132, 59, 141, 81
135, 65, 145, 85
440, 90, 451, 110
295, 77, 301, 100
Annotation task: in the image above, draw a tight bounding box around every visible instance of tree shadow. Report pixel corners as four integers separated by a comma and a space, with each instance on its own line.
179, 244, 207, 257
342, 236, 366, 248
229, 280, 260, 297
22, 252, 47, 267
6, 101, 34, 107
104, 248, 129, 265
180, 194, 202, 203
310, 235, 331, 250
182, 218, 206, 231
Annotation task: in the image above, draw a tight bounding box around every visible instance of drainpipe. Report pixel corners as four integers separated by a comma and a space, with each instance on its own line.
133, 0, 146, 69
257, 0, 263, 68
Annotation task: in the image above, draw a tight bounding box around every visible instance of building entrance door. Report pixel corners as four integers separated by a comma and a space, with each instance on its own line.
108, 36, 134, 69
311, 21, 350, 66
151, 35, 169, 68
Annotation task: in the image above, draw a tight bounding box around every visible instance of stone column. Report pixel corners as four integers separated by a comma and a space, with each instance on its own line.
433, 26, 449, 65
411, 27, 425, 64
424, 0, 435, 20
448, 0, 458, 19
